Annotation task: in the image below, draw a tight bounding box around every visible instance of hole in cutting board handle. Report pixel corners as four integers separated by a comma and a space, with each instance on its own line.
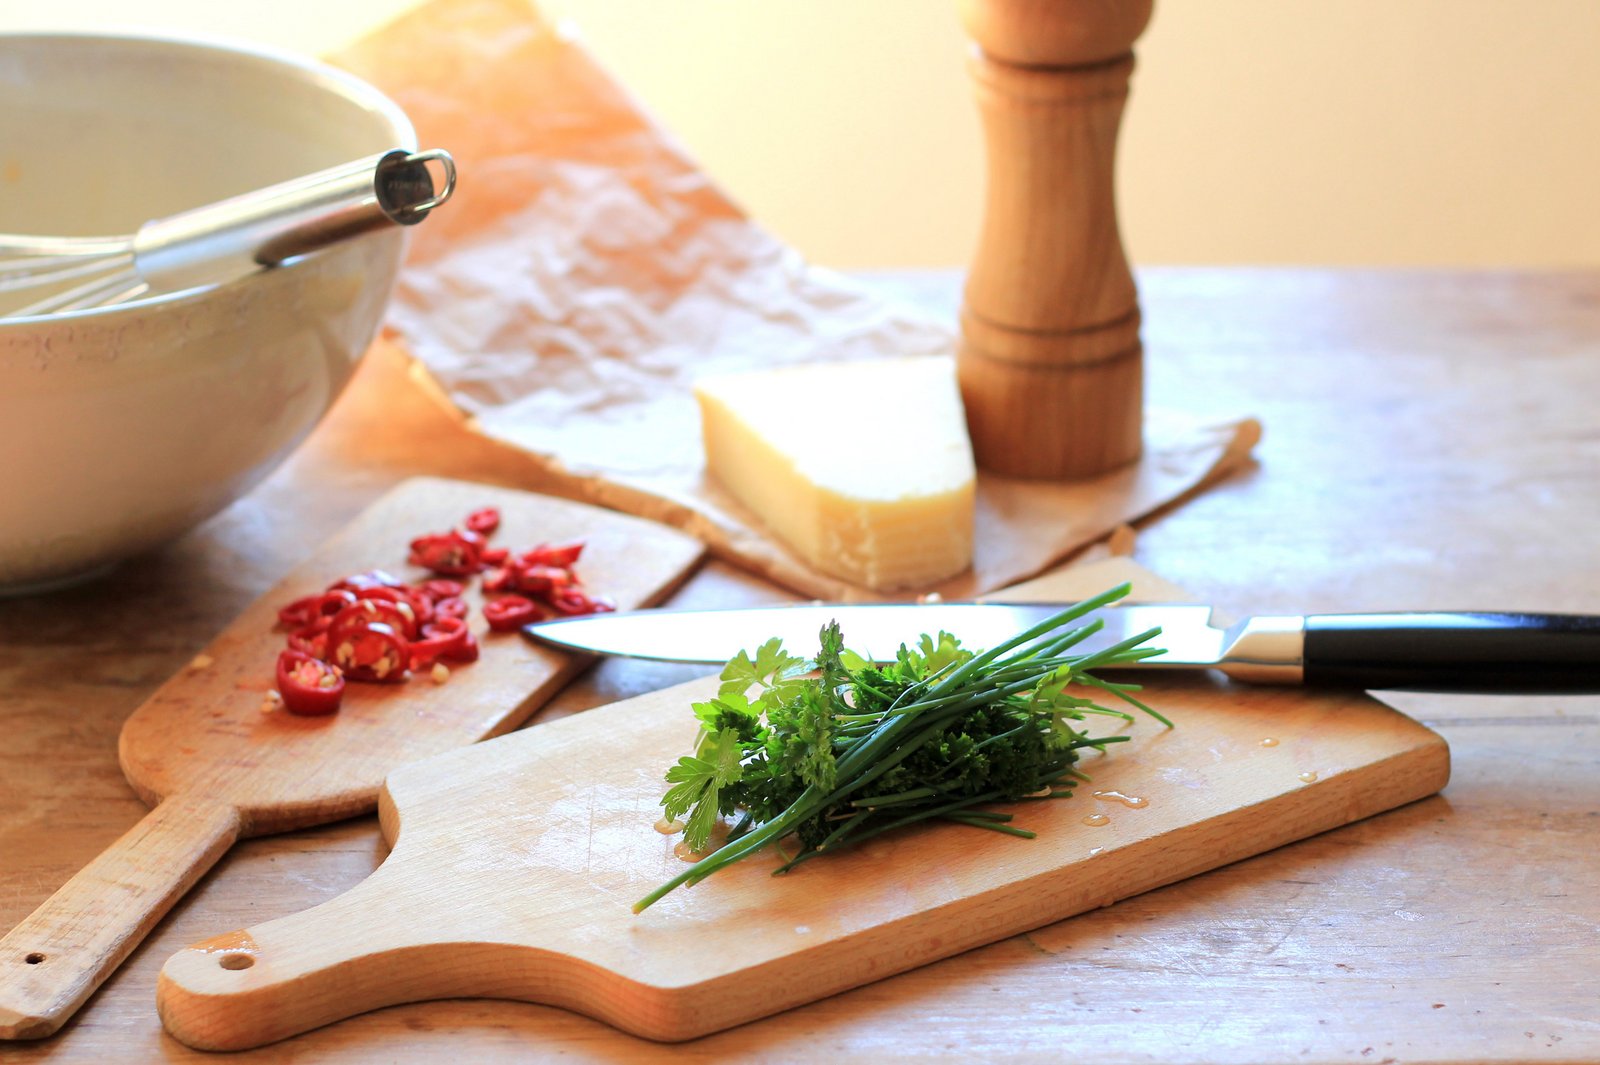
23, 952, 45, 964
218, 953, 255, 971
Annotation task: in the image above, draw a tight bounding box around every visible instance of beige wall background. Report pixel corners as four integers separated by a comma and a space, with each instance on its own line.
6, 0, 1598, 269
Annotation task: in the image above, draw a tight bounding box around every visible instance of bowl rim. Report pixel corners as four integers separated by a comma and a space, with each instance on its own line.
0, 28, 419, 325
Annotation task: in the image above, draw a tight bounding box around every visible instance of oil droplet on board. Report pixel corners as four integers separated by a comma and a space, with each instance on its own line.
672, 820, 731, 861
1260, 738, 1280, 748
1298, 771, 1319, 784
654, 817, 684, 835
1087, 847, 1105, 857
188, 930, 259, 956
1082, 812, 1110, 827
1092, 789, 1148, 809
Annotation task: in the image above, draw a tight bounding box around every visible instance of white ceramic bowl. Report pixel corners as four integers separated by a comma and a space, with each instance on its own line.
0, 32, 416, 593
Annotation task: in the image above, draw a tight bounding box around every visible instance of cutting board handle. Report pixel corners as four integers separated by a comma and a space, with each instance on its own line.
0, 792, 240, 1039
157, 865, 540, 1052
158, 853, 664, 1051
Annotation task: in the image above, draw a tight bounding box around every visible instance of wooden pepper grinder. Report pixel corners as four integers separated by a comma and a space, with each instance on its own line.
956, 0, 1153, 479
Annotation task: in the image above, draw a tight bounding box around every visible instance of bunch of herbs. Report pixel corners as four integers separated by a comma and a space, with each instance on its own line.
636, 583, 1168, 913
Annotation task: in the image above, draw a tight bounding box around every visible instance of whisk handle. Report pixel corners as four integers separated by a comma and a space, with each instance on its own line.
132, 149, 454, 294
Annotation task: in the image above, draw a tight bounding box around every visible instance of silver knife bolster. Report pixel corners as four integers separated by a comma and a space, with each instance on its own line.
1215, 615, 1306, 684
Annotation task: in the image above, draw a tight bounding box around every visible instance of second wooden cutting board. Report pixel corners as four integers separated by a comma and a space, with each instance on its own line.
0, 477, 704, 1040
156, 559, 1450, 1050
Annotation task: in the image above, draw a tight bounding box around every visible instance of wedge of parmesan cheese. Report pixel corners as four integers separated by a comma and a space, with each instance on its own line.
694, 355, 975, 591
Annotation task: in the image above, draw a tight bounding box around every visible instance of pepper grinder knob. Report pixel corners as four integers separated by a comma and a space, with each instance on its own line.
956, 0, 1153, 479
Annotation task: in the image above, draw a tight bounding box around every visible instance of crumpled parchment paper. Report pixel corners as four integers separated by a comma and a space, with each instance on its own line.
333, 0, 1260, 601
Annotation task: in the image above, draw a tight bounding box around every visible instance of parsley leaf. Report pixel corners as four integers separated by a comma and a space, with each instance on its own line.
662, 726, 746, 850
718, 637, 809, 702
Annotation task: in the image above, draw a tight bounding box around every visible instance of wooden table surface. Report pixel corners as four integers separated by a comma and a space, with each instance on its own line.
2, 268, 1596, 1063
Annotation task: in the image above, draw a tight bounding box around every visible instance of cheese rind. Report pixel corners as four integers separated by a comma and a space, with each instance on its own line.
694, 356, 976, 591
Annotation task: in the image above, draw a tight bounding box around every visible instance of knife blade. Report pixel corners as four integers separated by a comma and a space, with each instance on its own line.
524, 602, 1600, 694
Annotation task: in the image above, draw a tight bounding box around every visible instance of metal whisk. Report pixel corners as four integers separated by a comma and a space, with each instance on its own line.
0, 148, 455, 318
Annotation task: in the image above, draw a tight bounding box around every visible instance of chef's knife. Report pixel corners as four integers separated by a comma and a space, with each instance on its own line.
524, 602, 1600, 693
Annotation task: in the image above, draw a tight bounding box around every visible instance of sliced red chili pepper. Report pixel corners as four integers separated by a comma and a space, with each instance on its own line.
404, 591, 434, 627
328, 621, 411, 683
277, 594, 324, 630
447, 630, 480, 664
349, 587, 429, 636
546, 589, 587, 616
510, 564, 571, 597
344, 585, 432, 626
286, 624, 329, 659
269, 517, 604, 698
317, 589, 360, 618
549, 587, 615, 616
432, 596, 469, 620
518, 542, 584, 568
275, 650, 345, 716
464, 507, 501, 536
276, 588, 359, 629
417, 579, 464, 603
483, 595, 540, 632
410, 616, 470, 668
349, 585, 407, 604
408, 530, 484, 576
328, 599, 418, 642
331, 569, 406, 592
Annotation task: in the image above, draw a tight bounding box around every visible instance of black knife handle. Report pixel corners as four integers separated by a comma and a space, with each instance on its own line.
1302, 612, 1600, 693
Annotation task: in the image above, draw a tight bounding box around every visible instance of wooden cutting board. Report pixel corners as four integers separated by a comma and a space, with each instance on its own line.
155, 559, 1450, 1050
0, 477, 704, 1040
